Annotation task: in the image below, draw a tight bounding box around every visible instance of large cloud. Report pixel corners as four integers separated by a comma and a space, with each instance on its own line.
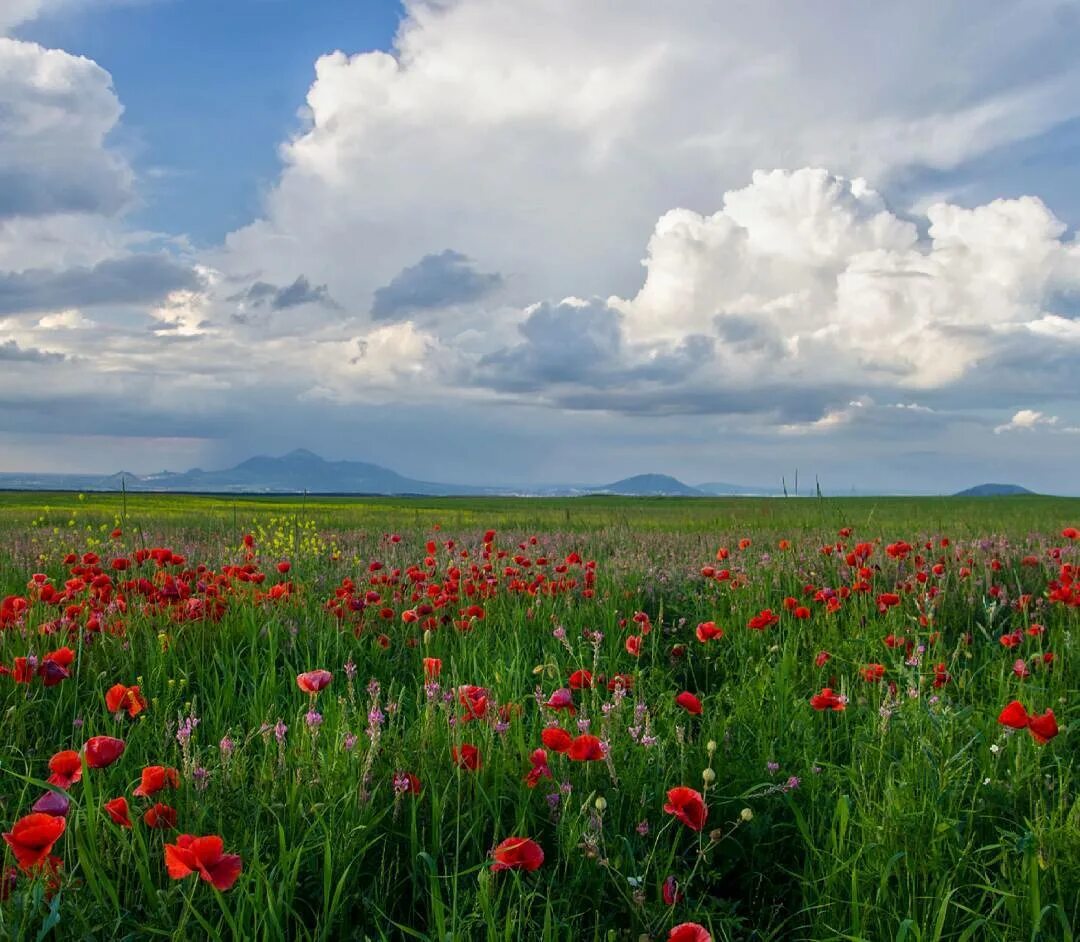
0, 37, 133, 219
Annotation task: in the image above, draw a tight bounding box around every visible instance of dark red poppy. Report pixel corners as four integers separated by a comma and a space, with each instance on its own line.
544, 688, 576, 714
568, 734, 605, 761
423, 657, 442, 680
133, 766, 180, 798
104, 797, 132, 828
490, 836, 543, 872
568, 669, 593, 689
143, 803, 177, 829
664, 787, 707, 831
860, 664, 885, 683
47, 750, 83, 788
84, 736, 126, 769
31, 791, 69, 818
2, 813, 66, 872
165, 834, 243, 890
662, 874, 684, 905
675, 691, 703, 715
451, 744, 481, 770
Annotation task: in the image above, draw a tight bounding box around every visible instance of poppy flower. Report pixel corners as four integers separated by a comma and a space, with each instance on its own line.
104, 797, 132, 829
860, 664, 885, 683
662, 874, 684, 905
664, 786, 707, 831
164, 834, 243, 891
625, 635, 642, 656
451, 744, 481, 771
490, 836, 544, 872
524, 749, 552, 788
544, 688, 576, 714
809, 688, 846, 711
695, 621, 723, 643
105, 684, 148, 718
675, 691, 703, 715
2, 813, 66, 872
998, 700, 1030, 729
395, 772, 423, 794
568, 669, 593, 689
541, 727, 573, 754
296, 670, 332, 695
1062, 527, 1078, 540
133, 766, 180, 798
814, 651, 831, 668
1012, 659, 1031, 679
568, 734, 605, 762
747, 609, 779, 630
84, 736, 126, 769
1028, 709, 1058, 744
423, 658, 442, 680
458, 685, 489, 722
143, 803, 177, 829
669, 924, 712, 942
47, 750, 83, 788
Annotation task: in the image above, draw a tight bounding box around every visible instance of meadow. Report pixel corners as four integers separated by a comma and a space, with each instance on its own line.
0, 491, 1076, 941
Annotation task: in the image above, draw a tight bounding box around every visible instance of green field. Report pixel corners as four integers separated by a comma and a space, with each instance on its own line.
1, 492, 1076, 941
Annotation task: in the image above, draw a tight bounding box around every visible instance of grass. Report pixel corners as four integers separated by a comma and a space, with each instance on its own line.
0, 491, 1076, 941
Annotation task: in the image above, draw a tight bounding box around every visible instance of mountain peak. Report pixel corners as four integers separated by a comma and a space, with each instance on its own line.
282, 448, 324, 462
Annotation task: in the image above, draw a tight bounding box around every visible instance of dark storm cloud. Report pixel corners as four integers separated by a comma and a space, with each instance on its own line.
370, 250, 503, 319
476, 298, 715, 397
0, 255, 200, 314
228, 275, 337, 311
0, 338, 65, 362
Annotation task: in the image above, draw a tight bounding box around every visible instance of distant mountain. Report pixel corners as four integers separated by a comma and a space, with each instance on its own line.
953, 483, 1036, 497
591, 474, 704, 496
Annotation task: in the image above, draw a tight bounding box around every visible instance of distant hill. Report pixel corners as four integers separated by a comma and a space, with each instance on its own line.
953, 483, 1036, 497
591, 474, 704, 496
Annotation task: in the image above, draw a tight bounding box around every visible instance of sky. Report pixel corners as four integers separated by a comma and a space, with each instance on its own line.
2, 0, 1080, 494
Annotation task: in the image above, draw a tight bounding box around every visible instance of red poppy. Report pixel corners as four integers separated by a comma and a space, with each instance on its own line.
396, 772, 423, 794
625, 635, 642, 656
662, 874, 684, 905
423, 658, 442, 680
669, 924, 711, 942
663, 787, 707, 831
695, 621, 723, 642
568, 669, 593, 689
133, 766, 180, 798
567, 734, 605, 762
747, 609, 779, 630
490, 836, 544, 872
47, 750, 83, 788
1028, 709, 1058, 744
296, 670, 332, 694
997, 700, 1030, 729
84, 736, 126, 769
451, 744, 481, 770
814, 651, 831, 668
2, 813, 66, 872
1062, 527, 1078, 540
104, 797, 132, 828
1012, 659, 1031, 678
164, 834, 243, 890
458, 685, 489, 722
143, 803, 177, 829
809, 688, 846, 711
541, 727, 573, 754
675, 691, 703, 716
524, 749, 552, 788
105, 684, 148, 718
860, 664, 885, 683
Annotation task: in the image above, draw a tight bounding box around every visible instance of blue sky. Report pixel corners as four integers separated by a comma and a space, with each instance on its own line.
17, 0, 404, 243
2, 0, 1080, 493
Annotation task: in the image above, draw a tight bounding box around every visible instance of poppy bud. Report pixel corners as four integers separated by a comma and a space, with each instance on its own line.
594, 797, 607, 812
739, 807, 753, 822
702, 768, 716, 784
